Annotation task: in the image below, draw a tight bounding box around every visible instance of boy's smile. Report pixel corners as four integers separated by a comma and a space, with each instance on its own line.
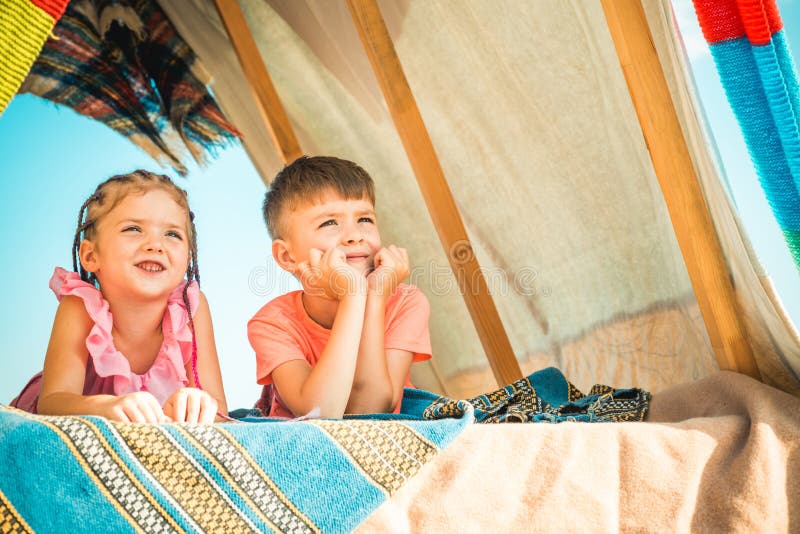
278, 192, 381, 276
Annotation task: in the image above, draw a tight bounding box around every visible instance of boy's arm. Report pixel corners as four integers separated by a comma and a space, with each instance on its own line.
345, 292, 397, 413
271, 291, 367, 418
270, 247, 368, 418
346, 246, 412, 414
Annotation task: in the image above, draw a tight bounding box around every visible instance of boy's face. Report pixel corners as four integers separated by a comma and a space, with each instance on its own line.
274, 191, 381, 276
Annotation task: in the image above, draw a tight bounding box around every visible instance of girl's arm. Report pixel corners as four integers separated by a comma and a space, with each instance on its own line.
167, 292, 229, 422
37, 296, 164, 422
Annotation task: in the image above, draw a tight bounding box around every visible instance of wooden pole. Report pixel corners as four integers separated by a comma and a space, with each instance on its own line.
346, 0, 522, 386
213, 0, 302, 164
600, 0, 760, 379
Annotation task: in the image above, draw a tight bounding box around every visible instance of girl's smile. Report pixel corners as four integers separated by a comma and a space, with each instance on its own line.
80, 189, 190, 301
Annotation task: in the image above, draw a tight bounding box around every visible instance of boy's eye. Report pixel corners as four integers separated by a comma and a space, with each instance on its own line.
358, 216, 374, 224
122, 225, 141, 233
319, 219, 337, 228
166, 231, 183, 240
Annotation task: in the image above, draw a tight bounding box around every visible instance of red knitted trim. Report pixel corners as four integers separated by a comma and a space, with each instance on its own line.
29, 0, 70, 21
693, 0, 745, 43
737, 0, 783, 45
693, 0, 783, 45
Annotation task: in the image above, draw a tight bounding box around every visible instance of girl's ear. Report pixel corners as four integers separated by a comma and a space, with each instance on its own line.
272, 239, 297, 272
78, 239, 99, 273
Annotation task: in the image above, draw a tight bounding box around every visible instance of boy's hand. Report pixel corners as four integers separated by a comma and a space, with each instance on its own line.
101, 391, 169, 423
368, 245, 409, 297
162, 387, 218, 423
297, 247, 366, 300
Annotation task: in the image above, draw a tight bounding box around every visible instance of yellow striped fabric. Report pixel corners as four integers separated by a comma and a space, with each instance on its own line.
0, 0, 55, 115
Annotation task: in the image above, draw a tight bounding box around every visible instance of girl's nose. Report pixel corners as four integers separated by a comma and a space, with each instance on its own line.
144, 236, 164, 253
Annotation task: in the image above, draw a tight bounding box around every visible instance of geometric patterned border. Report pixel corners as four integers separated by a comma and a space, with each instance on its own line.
43, 416, 181, 534
312, 420, 437, 495
178, 425, 319, 534
114, 424, 257, 533
0, 486, 33, 534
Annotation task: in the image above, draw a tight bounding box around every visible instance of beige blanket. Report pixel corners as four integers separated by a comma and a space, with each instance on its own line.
358, 372, 800, 532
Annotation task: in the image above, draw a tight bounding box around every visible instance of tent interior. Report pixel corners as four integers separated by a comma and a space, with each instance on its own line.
156, 0, 800, 398
1, 0, 800, 531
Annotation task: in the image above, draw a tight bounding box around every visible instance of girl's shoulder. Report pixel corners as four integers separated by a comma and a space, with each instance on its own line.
49, 267, 106, 319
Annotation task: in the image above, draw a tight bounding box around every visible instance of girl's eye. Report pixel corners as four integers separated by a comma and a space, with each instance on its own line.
319, 219, 337, 228
358, 217, 374, 224
166, 231, 183, 240
122, 226, 141, 233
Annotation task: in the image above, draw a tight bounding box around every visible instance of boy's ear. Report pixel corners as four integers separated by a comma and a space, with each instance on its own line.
78, 239, 99, 273
272, 239, 297, 273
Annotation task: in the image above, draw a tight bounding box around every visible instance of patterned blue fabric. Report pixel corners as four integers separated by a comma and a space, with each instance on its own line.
0, 405, 469, 533
0, 368, 649, 532
402, 367, 650, 423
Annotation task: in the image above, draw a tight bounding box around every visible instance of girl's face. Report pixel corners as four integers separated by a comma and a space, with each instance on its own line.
80, 188, 191, 302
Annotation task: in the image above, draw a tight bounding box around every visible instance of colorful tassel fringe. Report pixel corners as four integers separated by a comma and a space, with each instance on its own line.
693, 0, 800, 269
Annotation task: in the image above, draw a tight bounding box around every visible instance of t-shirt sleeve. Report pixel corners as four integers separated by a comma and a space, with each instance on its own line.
247, 312, 308, 385
385, 286, 432, 362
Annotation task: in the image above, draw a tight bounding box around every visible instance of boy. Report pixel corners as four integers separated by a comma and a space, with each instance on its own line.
248, 156, 431, 418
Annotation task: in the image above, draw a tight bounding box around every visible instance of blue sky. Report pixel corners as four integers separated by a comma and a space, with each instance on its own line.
0, 1, 798, 408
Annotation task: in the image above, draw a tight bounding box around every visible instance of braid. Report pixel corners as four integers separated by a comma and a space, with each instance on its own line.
72, 191, 102, 284
182, 209, 202, 389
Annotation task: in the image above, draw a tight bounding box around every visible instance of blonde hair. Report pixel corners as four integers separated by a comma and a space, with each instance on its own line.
80, 170, 193, 243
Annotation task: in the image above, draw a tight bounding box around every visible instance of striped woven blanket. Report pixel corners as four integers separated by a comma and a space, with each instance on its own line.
0, 405, 469, 533
0, 368, 649, 532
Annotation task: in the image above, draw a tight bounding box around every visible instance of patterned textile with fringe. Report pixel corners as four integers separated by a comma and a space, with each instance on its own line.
18, 0, 240, 175
0, 0, 69, 115
403, 366, 651, 423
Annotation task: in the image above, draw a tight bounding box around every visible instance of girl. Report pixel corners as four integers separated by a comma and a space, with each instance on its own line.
11, 171, 227, 423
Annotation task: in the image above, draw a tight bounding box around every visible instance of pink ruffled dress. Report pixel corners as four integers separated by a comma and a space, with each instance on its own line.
11, 267, 199, 413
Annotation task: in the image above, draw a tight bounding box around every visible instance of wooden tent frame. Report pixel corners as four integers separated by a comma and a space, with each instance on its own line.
214, 0, 760, 386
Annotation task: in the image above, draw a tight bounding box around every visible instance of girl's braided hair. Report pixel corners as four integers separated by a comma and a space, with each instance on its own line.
72, 170, 203, 388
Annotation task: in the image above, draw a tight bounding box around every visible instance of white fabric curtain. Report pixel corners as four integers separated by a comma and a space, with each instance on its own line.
158, 0, 799, 397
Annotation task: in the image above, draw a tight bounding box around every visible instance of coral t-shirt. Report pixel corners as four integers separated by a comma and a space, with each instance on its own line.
247, 284, 432, 417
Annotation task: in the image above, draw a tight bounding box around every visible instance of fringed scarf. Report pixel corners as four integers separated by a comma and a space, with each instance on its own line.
19, 0, 241, 175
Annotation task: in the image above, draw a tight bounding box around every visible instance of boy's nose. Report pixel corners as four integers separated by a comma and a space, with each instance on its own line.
343, 232, 365, 245
342, 225, 365, 244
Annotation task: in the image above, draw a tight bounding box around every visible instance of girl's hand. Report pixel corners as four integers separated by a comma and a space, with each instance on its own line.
367, 245, 409, 297
296, 247, 366, 300
162, 387, 218, 423
102, 391, 168, 423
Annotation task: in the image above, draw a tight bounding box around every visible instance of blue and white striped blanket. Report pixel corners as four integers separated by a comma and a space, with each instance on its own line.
0, 367, 648, 532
